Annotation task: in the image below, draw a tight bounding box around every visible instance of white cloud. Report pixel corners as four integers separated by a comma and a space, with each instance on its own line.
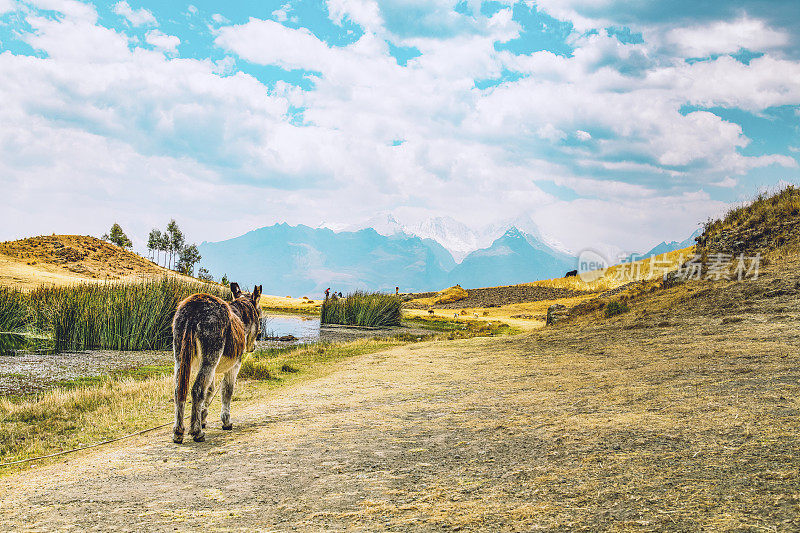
216, 19, 332, 72
536, 123, 567, 142
112, 1, 157, 27
211, 13, 229, 25
3, 1, 800, 254
711, 177, 737, 188
145, 29, 180, 54
326, 0, 382, 34
0, 0, 16, 15
663, 16, 789, 57
272, 3, 290, 22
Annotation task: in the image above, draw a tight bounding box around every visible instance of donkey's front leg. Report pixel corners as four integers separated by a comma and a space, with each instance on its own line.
190, 363, 215, 442
221, 361, 241, 430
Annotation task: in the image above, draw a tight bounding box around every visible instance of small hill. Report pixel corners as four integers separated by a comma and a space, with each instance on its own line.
0, 234, 173, 290
697, 185, 800, 257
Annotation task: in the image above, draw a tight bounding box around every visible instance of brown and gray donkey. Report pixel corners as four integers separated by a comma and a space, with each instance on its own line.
172, 282, 262, 443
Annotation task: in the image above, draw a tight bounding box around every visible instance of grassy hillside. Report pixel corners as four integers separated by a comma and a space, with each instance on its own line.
697, 185, 800, 257
0, 234, 195, 290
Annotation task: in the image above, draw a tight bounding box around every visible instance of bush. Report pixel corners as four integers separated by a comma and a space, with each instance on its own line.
604, 299, 629, 318
239, 354, 272, 380
321, 291, 402, 327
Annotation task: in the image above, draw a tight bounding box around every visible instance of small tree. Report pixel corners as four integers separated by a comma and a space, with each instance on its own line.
166, 219, 184, 270
157, 232, 169, 267
197, 267, 213, 282
103, 223, 132, 248
147, 229, 162, 263
177, 244, 201, 276
221, 273, 229, 286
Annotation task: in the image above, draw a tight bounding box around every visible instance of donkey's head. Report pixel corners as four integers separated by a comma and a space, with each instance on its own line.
230, 282, 263, 352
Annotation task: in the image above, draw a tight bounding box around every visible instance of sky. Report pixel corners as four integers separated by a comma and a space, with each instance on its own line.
1, 0, 799, 254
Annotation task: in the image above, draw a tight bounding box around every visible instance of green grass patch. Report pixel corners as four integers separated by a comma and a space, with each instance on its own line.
0, 286, 28, 333
20, 277, 230, 352
321, 291, 401, 327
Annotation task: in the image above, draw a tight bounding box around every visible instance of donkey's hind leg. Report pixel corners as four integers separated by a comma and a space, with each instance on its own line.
189, 362, 216, 442
221, 361, 242, 430
201, 378, 217, 429
172, 360, 186, 444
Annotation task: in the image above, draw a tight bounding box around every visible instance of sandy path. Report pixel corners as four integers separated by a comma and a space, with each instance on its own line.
0, 336, 539, 531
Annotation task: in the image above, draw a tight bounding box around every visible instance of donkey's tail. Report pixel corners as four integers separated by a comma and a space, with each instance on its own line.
175, 324, 195, 404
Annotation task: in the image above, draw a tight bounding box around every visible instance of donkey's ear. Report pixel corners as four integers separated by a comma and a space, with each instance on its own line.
253, 284, 262, 301
230, 282, 242, 298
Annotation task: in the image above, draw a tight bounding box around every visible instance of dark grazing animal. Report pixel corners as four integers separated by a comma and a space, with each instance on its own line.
172, 282, 262, 443
565, 269, 578, 277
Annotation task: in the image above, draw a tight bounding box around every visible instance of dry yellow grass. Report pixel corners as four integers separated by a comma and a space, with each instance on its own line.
0, 235, 186, 290
405, 248, 695, 330
408, 285, 468, 307
529, 245, 695, 292
259, 294, 321, 314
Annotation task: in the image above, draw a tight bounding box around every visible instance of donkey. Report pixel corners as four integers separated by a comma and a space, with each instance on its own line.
172, 282, 262, 443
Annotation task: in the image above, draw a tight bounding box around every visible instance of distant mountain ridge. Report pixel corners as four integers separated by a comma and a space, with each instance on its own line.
198, 222, 577, 296
339, 212, 571, 263
624, 228, 702, 263
447, 227, 575, 287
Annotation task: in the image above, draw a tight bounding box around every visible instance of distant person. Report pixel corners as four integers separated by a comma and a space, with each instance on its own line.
324, 288, 330, 300
396, 286, 399, 295
338, 291, 343, 298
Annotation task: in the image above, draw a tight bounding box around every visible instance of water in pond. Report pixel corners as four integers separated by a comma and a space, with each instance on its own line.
259, 314, 321, 344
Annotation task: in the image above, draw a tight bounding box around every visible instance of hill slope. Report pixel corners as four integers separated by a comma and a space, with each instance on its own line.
0, 235, 179, 290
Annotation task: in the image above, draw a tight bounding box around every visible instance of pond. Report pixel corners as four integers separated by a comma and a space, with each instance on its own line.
259, 314, 321, 344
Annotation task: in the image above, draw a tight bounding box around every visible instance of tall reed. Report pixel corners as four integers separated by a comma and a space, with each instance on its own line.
320, 291, 402, 327
28, 278, 230, 351
0, 286, 28, 333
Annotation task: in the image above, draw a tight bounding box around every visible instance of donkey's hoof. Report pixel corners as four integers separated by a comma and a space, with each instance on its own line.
222, 423, 233, 431
193, 432, 205, 442
173, 434, 184, 444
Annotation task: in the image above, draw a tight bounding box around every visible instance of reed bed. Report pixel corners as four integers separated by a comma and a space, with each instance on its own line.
320, 291, 402, 327
22, 277, 230, 352
0, 286, 28, 333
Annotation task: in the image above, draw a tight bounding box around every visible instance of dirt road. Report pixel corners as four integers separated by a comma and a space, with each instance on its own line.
1, 290, 799, 531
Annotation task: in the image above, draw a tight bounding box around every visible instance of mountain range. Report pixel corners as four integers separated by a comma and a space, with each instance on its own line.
198, 217, 699, 296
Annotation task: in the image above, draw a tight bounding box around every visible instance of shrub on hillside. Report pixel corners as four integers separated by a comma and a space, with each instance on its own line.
604, 299, 629, 318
